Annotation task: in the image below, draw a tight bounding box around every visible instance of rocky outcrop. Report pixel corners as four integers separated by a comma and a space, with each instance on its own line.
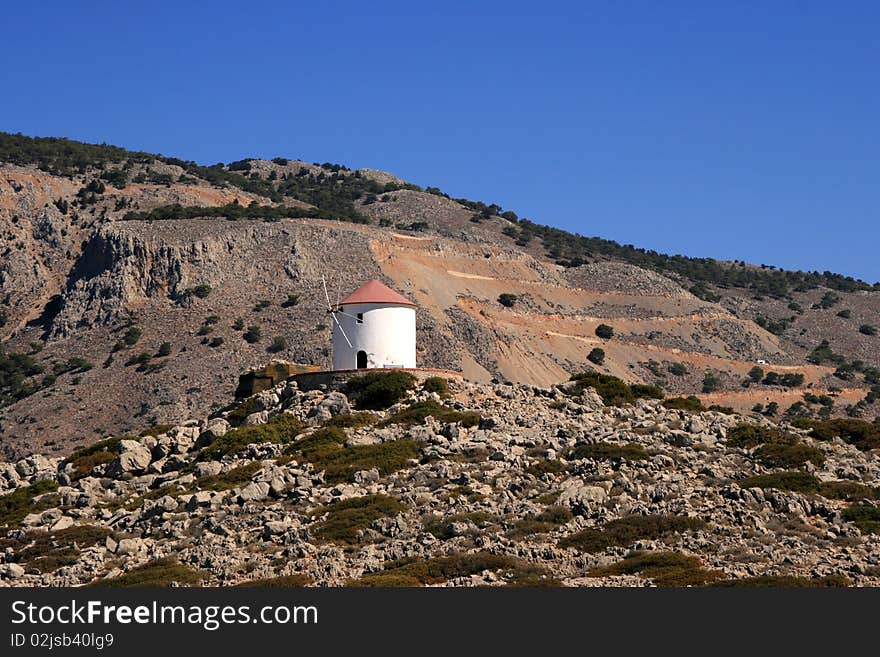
1, 376, 878, 588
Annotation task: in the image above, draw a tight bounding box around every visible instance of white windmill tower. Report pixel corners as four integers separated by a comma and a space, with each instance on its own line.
322, 277, 417, 371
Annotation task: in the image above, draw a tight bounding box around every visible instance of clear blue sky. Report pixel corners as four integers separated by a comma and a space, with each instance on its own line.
1, 1, 877, 282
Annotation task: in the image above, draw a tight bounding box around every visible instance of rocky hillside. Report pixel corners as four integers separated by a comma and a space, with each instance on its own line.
1, 133, 879, 459
0, 372, 878, 587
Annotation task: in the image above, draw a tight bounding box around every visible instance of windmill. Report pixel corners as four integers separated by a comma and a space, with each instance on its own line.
321, 274, 358, 348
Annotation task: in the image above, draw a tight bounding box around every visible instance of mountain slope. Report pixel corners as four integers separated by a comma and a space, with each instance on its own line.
1, 133, 878, 458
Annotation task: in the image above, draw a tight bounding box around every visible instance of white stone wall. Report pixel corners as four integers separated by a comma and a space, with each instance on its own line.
331, 302, 416, 370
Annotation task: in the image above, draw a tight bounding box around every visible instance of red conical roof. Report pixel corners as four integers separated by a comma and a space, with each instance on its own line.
338, 279, 416, 307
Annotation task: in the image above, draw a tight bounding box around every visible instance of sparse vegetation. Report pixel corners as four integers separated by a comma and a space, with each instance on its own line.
197, 413, 303, 461
587, 551, 722, 586
793, 418, 880, 451
350, 552, 559, 587
567, 442, 649, 462
738, 471, 820, 493
309, 494, 407, 544
841, 504, 880, 534
344, 370, 417, 410
709, 574, 850, 588
559, 514, 706, 553
63, 436, 121, 480
1, 525, 113, 574
379, 399, 480, 428
0, 479, 60, 528
89, 558, 206, 586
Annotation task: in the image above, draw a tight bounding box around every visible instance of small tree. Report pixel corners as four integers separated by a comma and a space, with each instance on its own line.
859, 324, 877, 336
702, 374, 721, 393
595, 324, 614, 339
498, 293, 517, 308
667, 362, 687, 376
157, 342, 172, 357
282, 294, 300, 308
267, 335, 287, 353
587, 348, 605, 365
747, 366, 764, 383
244, 326, 262, 343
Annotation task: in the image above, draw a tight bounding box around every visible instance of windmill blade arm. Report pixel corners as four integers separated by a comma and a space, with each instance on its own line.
332, 313, 353, 348
321, 275, 332, 308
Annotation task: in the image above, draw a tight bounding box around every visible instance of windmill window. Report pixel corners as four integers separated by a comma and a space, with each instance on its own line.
356, 313, 363, 324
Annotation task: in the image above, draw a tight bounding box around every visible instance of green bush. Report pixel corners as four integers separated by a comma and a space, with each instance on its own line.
234, 574, 312, 587
0, 479, 60, 528
559, 515, 706, 553
753, 443, 825, 468
667, 362, 687, 376
244, 325, 262, 343
567, 442, 649, 462
350, 552, 559, 587
267, 336, 287, 353
422, 376, 449, 396
498, 293, 518, 307
344, 371, 417, 410
307, 439, 420, 483
323, 412, 378, 429
817, 481, 878, 501
630, 384, 664, 400
197, 413, 303, 461
2, 525, 113, 574
709, 574, 850, 588
63, 437, 122, 480
595, 324, 614, 339
662, 396, 706, 412
89, 558, 206, 586
189, 284, 212, 299
726, 423, 794, 448
379, 399, 480, 428
227, 397, 257, 426
702, 374, 721, 393
423, 511, 498, 539
310, 494, 407, 544
196, 462, 262, 491
588, 551, 722, 587
793, 418, 880, 451
121, 326, 142, 346
841, 504, 880, 534
156, 342, 172, 357
568, 371, 633, 406
509, 506, 573, 538
587, 348, 605, 365
284, 426, 347, 457
738, 471, 820, 493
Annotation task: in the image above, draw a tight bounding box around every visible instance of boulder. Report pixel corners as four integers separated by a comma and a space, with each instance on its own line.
558, 482, 608, 511
194, 462, 223, 478
107, 440, 152, 476
306, 392, 351, 424
238, 482, 270, 503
